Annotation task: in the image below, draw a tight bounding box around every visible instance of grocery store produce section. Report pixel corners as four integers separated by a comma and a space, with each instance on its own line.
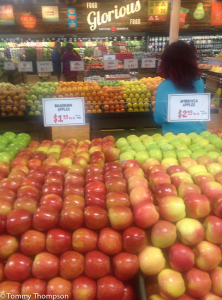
0, 130, 222, 299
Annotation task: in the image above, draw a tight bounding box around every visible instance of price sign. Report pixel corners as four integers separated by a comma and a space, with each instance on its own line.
104, 60, 118, 70
37, 61, 53, 73
42, 97, 85, 127
70, 61, 84, 71
124, 59, 138, 69
4, 61, 15, 70
103, 54, 116, 61
18, 61, 33, 72
167, 94, 211, 122
141, 58, 156, 68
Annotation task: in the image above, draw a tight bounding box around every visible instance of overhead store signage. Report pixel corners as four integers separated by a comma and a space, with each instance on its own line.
42, 98, 85, 127
148, 1, 168, 22
42, 6, 59, 22
0, 5, 14, 25
37, 61, 53, 73
141, 58, 156, 68
104, 60, 118, 70
210, 2, 222, 26
20, 12, 37, 29
4, 61, 15, 70
70, 61, 84, 71
67, 8, 77, 28
124, 58, 138, 69
179, 7, 190, 29
167, 94, 211, 122
18, 61, 33, 72
193, 2, 205, 20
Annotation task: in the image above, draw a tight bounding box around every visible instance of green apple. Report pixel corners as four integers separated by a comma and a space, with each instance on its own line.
3, 132, 16, 143
129, 150, 136, 156
0, 136, 9, 146
159, 144, 174, 151
188, 132, 198, 139
196, 139, 209, 148
142, 136, 154, 143
191, 150, 207, 161
134, 145, 146, 152
189, 144, 203, 151
7, 143, 21, 152
188, 164, 207, 176
131, 141, 143, 150
204, 144, 216, 151
163, 150, 177, 159
207, 134, 218, 141
192, 136, 204, 143
177, 133, 187, 138
208, 135, 220, 143
164, 132, 174, 138
177, 150, 191, 162
120, 151, 134, 162
215, 141, 222, 150
147, 144, 160, 152
120, 145, 132, 154
116, 138, 129, 149
175, 144, 188, 151
17, 133, 31, 143
0, 152, 12, 164
206, 151, 220, 160
211, 138, 222, 146
170, 139, 181, 147
148, 149, 163, 162
0, 144, 6, 152
179, 136, 191, 146
140, 135, 148, 141
200, 131, 211, 139
166, 135, 177, 142
13, 139, 28, 148
143, 140, 156, 147
152, 133, 163, 141
135, 151, 149, 165
156, 138, 169, 145
4, 148, 17, 159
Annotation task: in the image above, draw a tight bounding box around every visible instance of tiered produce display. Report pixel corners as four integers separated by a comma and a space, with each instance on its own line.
1, 130, 222, 299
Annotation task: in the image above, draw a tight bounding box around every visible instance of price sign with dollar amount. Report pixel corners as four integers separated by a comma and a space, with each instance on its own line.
104, 60, 118, 70
37, 61, 53, 73
42, 97, 85, 127
4, 61, 15, 71
167, 93, 211, 122
18, 61, 33, 72
70, 61, 84, 71
141, 58, 156, 68
124, 59, 138, 69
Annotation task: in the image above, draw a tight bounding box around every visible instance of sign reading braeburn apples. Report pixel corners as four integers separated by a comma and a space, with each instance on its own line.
167, 93, 211, 122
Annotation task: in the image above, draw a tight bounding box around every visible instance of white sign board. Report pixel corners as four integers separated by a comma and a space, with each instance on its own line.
42, 97, 85, 127
167, 93, 211, 122
4, 61, 15, 71
141, 58, 156, 68
104, 60, 118, 70
103, 54, 116, 61
18, 61, 33, 72
70, 61, 84, 72
124, 58, 138, 69
37, 61, 53, 73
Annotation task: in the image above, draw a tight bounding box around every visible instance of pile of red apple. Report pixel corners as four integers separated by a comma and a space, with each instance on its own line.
1, 135, 222, 300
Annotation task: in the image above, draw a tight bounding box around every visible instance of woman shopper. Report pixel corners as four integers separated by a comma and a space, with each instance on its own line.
61, 43, 81, 82
52, 41, 62, 81
154, 41, 207, 135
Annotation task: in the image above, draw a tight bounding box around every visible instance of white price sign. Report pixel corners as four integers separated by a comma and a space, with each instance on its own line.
4, 62, 15, 71
124, 59, 138, 69
104, 60, 118, 70
37, 61, 53, 73
167, 93, 211, 122
18, 61, 33, 72
141, 58, 156, 68
70, 61, 84, 72
103, 54, 116, 61
42, 97, 85, 127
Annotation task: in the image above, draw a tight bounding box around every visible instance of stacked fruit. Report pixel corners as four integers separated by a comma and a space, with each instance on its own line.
102, 86, 125, 113
140, 76, 163, 112
0, 83, 30, 117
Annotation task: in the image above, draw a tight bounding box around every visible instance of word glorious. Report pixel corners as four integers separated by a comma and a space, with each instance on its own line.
87, 1, 141, 31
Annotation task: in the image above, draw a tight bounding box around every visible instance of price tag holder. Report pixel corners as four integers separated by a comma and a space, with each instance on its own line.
37, 61, 53, 73
18, 61, 33, 72
124, 59, 138, 69
141, 58, 156, 68
167, 93, 211, 122
103, 54, 116, 61
70, 61, 84, 72
4, 62, 15, 71
42, 97, 85, 127
104, 60, 118, 70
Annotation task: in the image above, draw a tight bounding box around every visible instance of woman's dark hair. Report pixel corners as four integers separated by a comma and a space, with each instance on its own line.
66, 43, 74, 51
158, 41, 200, 92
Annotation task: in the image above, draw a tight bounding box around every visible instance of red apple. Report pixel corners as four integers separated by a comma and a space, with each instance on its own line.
27, 169, 46, 184
142, 158, 160, 172
113, 252, 139, 280
20, 177, 42, 191
85, 173, 104, 185
130, 187, 153, 207
124, 167, 144, 180
194, 241, 221, 271
85, 181, 106, 195
105, 177, 127, 193
64, 172, 84, 186
213, 194, 222, 218
46, 165, 66, 177
151, 220, 177, 248
105, 162, 122, 173
46, 277, 71, 298
210, 267, 222, 296
154, 183, 177, 202
106, 192, 130, 210
133, 202, 159, 229
59, 205, 83, 230
63, 195, 85, 210
72, 276, 96, 300
200, 182, 222, 204
169, 243, 195, 272
158, 269, 185, 299
0, 161, 10, 177
122, 282, 135, 300
20, 230, 45, 256
204, 216, 222, 244
176, 218, 205, 246
150, 172, 171, 190
72, 228, 98, 253
178, 182, 201, 199
167, 165, 188, 175
8, 169, 26, 181
42, 183, 63, 197
128, 176, 148, 193
90, 151, 104, 159
98, 227, 122, 255
180, 157, 197, 169
0, 188, 16, 203
42, 158, 57, 167
17, 186, 40, 201
45, 174, 64, 186
15, 153, 31, 160
104, 170, 123, 181
0, 178, 20, 192
4, 253, 32, 281
75, 156, 88, 168
0, 199, 12, 215
0, 235, 19, 260
97, 276, 124, 300
64, 184, 84, 198
122, 160, 141, 170
11, 165, 29, 174
184, 194, 210, 219
21, 278, 46, 300
170, 172, 194, 189
109, 206, 133, 230
0, 214, 6, 234
32, 252, 59, 279
11, 157, 28, 168
60, 151, 75, 161
159, 196, 186, 222
6, 209, 31, 235
105, 148, 120, 162
147, 165, 166, 179
199, 292, 222, 300
13, 197, 37, 214
84, 206, 108, 230
193, 172, 215, 186
0, 281, 21, 295
46, 228, 71, 254
123, 226, 147, 253
85, 192, 105, 208
60, 251, 84, 279
85, 250, 110, 279
31, 151, 47, 161
33, 206, 59, 231
39, 194, 63, 212
86, 164, 104, 175
197, 155, 214, 166
67, 164, 85, 177
27, 159, 42, 170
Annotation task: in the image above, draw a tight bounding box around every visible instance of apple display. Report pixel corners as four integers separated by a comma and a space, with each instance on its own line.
33, 206, 59, 231
130, 186, 153, 206
210, 267, 222, 296
6, 209, 31, 235
105, 177, 127, 193
200, 182, 222, 204
39, 194, 63, 212
46, 228, 71, 255
128, 176, 148, 193
113, 252, 139, 280
72, 276, 96, 300
20, 230, 45, 256
63, 195, 85, 210
60, 251, 84, 279
85, 250, 110, 279
158, 269, 185, 299
46, 277, 72, 298
176, 218, 205, 246
72, 228, 98, 253
169, 243, 195, 272
149, 171, 171, 190
180, 157, 197, 169
159, 196, 186, 222
108, 206, 133, 230
106, 192, 130, 209
4, 253, 32, 281
134, 202, 159, 228
151, 220, 177, 248
138, 246, 165, 275
59, 205, 84, 231
154, 183, 177, 201
123, 167, 144, 180
193, 172, 215, 186
178, 182, 201, 198
98, 227, 122, 255
0, 235, 19, 259
170, 172, 193, 189
194, 241, 221, 271
97, 276, 124, 300
0, 199, 12, 215
123, 226, 147, 253
32, 252, 59, 280
204, 216, 222, 244
21, 278, 46, 300
84, 206, 108, 230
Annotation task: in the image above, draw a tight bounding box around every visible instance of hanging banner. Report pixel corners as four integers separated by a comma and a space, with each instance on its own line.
0, 5, 14, 25
179, 7, 190, 29
67, 8, 77, 29
211, 2, 222, 26
41, 6, 59, 22
20, 12, 37, 29
148, 1, 168, 22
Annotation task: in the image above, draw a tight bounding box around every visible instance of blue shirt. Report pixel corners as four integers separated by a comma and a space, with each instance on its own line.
154, 78, 207, 135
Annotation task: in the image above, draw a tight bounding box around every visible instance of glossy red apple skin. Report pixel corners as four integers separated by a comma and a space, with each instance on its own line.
84, 206, 108, 230
17, 186, 40, 201
32, 151, 47, 161
106, 191, 130, 210
46, 166, 66, 177
39, 194, 63, 212
0, 214, 6, 234
178, 182, 201, 199
103, 143, 116, 155
6, 209, 31, 235
90, 156, 105, 167
113, 252, 139, 280
123, 226, 147, 253
11, 157, 28, 168
21, 278, 47, 300
63, 195, 85, 210
167, 165, 188, 175
16, 153, 31, 160
154, 183, 177, 202
27, 159, 42, 170
72, 276, 97, 300
32, 252, 59, 280
0, 178, 20, 192
184, 268, 212, 298
72, 228, 98, 253
128, 176, 148, 193
85, 182, 106, 195
85, 251, 110, 279
98, 227, 122, 255
210, 267, 222, 296
46, 277, 72, 298
124, 167, 144, 180
133, 202, 159, 229
20, 177, 42, 191
27, 169, 46, 184
33, 206, 59, 231
85, 173, 104, 185
20, 230, 46, 256
59, 205, 83, 230
13, 196, 37, 214
97, 275, 124, 300
147, 165, 166, 179
67, 164, 85, 176
150, 172, 171, 190
193, 173, 215, 186
194, 241, 221, 271
105, 162, 122, 173
42, 158, 57, 167
169, 243, 195, 272
122, 283, 135, 300
184, 194, 211, 219
151, 220, 177, 248
0, 199, 12, 215
4, 253, 32, 281
44, 174, 64, 186
8, 169, 26, 181
60, 251, 84, 280
46, 228, 71, 254
130, 186, 153, 207
85, 192, 106, 208
42, 183, 63, 198
213, 194, 222, 218
0, 188, 16, 203
86, 164, 104, 175
64, 173, 84, 187
122, 160, 141, 170
0, 235, 19, 260
105, 177, 127, 193
204, 216, 222, 244
104, 170, 123, 181
0, 280, 21, 295
108, 206, 133, 230
200, 182, 222, 204
0, 162, 10, 177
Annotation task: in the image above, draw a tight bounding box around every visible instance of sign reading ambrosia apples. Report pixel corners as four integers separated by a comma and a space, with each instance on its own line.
148, 1, 168, 22
210, 2, 222, 26
20, 12, 37, 29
